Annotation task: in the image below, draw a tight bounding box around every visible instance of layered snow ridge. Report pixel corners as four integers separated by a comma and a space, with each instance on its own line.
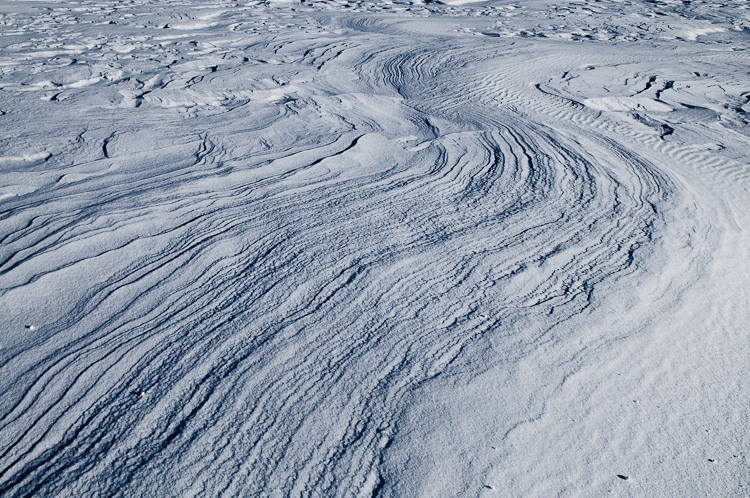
1, 0, 749, 496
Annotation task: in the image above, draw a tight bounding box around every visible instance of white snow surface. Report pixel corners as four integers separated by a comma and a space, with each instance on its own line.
0, 0, 749, 496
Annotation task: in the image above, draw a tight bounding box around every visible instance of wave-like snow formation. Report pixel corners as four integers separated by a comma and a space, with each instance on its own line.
1, 0, 749, 496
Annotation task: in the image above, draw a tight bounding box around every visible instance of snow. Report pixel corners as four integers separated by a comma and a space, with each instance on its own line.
583, 97, 673, 112
0, 0, 749, 496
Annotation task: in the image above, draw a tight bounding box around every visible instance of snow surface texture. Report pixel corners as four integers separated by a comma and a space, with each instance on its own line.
1, 0, 749, 496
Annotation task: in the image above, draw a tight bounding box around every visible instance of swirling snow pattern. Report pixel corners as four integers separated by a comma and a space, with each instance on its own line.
0, 0, 748, 496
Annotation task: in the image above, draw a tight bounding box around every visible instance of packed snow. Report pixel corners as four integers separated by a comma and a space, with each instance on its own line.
0, 0, 749, 496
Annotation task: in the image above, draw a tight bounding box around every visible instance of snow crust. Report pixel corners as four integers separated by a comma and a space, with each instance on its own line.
0, 0, 749, 496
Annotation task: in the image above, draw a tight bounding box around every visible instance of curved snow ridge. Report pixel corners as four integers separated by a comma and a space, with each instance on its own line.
0, 153, 50, 163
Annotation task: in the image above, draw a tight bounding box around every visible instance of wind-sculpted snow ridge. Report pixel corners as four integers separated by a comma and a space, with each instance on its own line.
1, 0, 749, 496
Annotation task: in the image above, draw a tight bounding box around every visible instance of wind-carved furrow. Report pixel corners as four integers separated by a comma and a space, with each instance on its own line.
0, 3, 732, 497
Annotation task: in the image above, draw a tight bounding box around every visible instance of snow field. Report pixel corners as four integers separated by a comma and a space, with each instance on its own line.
0, 0, 749, 496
